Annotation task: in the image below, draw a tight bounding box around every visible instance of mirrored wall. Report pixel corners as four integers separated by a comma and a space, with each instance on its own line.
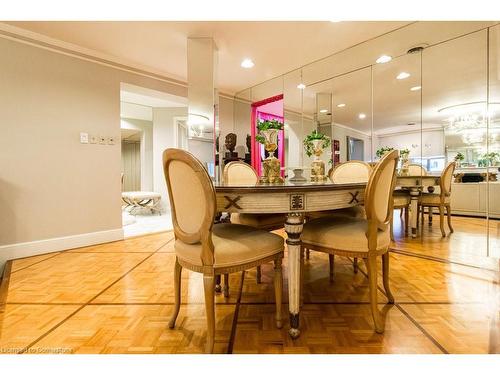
227, 21, 499, 267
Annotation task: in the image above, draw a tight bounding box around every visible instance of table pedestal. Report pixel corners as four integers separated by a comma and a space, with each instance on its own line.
409, 187, 420, 238
285, 212, 304, 339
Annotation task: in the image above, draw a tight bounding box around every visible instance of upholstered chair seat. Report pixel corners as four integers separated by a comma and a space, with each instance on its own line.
163, 149, 284, 354
300, 150, 399, 333
419, 192, 450, 205
174, 223, 283, 269
302, 217, 390, 254
305, 206, 366, 221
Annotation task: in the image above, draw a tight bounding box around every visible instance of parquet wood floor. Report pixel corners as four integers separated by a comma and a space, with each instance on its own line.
0, 217, 498, 354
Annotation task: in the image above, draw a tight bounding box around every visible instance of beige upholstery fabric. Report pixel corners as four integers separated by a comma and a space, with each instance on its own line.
168, 160, 208, 235
393, 194, 410, 207
122, 191, 161, 200
302, 217, 390, 253
419, 193, 450, 205
408, 164, 427, 176
441, 163, 455, 195
175, 223, 284, 268
373, 158, 397, 223
225, 163, 258, 185
330, 162, 371, 183
306, 206, 366, 220
231, 213, 286, 229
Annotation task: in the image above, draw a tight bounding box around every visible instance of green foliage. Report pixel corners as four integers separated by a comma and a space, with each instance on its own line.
376, 147, 394, 158
303, 130, 331, 157
483, 152, 499, 165
454, 152, 464, 162
255, 119, 283, 144
400, 148, 410, 156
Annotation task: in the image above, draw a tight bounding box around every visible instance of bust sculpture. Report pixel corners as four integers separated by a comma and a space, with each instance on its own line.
225, 133, 237, 153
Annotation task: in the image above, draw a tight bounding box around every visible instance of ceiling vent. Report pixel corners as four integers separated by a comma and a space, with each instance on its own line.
407, 43, 429, 54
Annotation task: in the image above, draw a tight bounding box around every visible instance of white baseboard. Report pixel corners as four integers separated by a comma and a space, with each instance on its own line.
0, 228, 124, 273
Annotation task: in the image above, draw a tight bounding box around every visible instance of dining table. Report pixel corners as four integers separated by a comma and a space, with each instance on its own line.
214, 180, 366, 339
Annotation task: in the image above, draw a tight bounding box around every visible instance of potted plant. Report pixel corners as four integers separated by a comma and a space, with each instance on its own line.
399, 148, 410, 176
255, 119, 284, 183
483, 152, 499, 167
454, 152, 464, 168
303, 130, 331, 182
376, 146, 394, 159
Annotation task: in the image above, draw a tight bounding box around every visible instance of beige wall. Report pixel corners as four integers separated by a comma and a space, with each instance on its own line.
0, 37, 186, 254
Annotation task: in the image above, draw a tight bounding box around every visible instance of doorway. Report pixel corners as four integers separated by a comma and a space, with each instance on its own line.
347, 136, 364, 161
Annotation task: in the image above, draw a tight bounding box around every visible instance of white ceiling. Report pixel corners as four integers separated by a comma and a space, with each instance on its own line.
120, 83, 187, 108
4, 21, 411, 94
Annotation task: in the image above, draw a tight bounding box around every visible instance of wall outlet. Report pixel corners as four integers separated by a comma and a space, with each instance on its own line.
80, 132, 89, 144
89, 135, 98, 144
99, 135, 106, 145
107, 136, 115, 145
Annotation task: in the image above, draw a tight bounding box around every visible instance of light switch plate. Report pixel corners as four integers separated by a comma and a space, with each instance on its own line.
99, 136, 106, 145
89, 135, 98, 144
108, 136, 115, 145
80, 132, 89, 144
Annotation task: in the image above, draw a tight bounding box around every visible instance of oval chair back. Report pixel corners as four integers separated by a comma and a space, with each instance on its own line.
364, 150, 399, 249
408, 164, 427, 176
329, 160, 372, 183
440, 162, 456, 198
224, 161, 258, 185
163, 148, 216, 266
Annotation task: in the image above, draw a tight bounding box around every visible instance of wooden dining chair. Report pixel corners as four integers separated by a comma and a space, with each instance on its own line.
163, 149, 284, 353
418, 162, 456, 237
304, 160, 372, 279
300, 150, 399, 333
224, 161, 286, 288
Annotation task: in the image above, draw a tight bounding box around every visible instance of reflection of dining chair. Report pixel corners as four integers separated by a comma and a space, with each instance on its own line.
304, 160, 372, 279
408, 164, 427, 176
301, 150, 399, 333
418, 162, 456, 237
224, 161, 286, 289
163, 149, 284, 353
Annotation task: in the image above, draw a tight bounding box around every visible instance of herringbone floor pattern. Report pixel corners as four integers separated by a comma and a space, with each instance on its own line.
0, 218, 498, 354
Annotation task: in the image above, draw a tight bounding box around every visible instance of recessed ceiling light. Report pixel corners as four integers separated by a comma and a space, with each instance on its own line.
410, 85, 421, 91
337, 103, 346, 108
397, 72, 411, 80
358, 113, 366, 119
240, 58, 254, 68
319, 109, 328, 113
376, 55, 392, 64
297, 83, 306, 90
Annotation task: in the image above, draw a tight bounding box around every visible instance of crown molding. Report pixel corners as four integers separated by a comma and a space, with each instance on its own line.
0, 23, 241, 98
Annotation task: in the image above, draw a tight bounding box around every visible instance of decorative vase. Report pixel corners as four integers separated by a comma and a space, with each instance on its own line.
310, 139, 327, 182
259, 129, 283, 184
400, 153, 410, 176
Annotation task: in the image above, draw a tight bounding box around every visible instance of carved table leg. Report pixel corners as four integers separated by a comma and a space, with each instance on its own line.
285, 213, 304, 339
409, 187, 420, 238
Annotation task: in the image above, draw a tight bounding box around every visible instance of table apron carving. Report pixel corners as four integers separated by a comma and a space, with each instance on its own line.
216, 189, 365, 214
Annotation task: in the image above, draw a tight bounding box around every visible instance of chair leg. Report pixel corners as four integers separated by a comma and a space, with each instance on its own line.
300, 247, 305, 307
305, 249, 310, 260
203, 275, 215, 354
420, 205, 425, 237
328, 254, 335, 282
353, 257, 359, 273
273, 257, 283, 329
390, 215, 394, 241
382, 253, 394, 303
404, 206, 409, 235
256, 266, 262, 284
428, 206, 433, 226
446, 205, 454, 233
223, 274, 230, 298
366, 256, 384, 333
400, 208, 403, 218
439, 205, 446, 237
168, 258, 182, 329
